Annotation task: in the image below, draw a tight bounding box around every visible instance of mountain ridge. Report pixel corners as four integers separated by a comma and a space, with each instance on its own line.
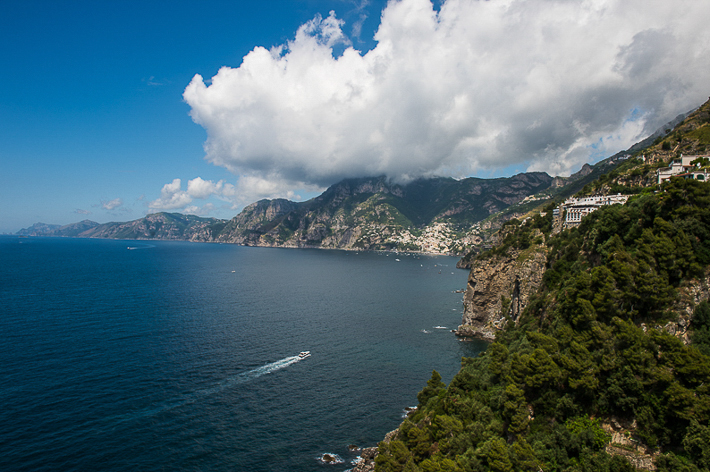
17, 172, 559, 255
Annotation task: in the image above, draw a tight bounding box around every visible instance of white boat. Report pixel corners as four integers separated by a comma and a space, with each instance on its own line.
298, 351, 311, 359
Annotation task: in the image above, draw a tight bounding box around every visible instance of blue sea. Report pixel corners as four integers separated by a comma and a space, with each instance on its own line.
0, 236, 485, 471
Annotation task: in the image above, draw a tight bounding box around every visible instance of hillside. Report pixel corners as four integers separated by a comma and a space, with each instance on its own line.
370, 100, 710, 472
374, 177, 710, 472
583, 97, 710, 194
454, 98, 710, 268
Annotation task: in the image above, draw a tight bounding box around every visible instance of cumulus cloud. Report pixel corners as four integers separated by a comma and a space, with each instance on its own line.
184, 203, 216, 216
184, 0, 710, 202
101, 198, 123, 210
149, 177, 239, 213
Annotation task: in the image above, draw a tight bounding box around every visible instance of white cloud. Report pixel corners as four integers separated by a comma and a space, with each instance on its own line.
183, 0, 710, 202
186, 176, 224, 199
149, 177, 242, 213
148, 179, 192, 211
75, 208, 91, 215
184, 203, 216, 216
101, 198, 123, 210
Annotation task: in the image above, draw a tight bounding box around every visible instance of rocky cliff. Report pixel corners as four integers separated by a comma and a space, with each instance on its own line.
456, 229, 548, 340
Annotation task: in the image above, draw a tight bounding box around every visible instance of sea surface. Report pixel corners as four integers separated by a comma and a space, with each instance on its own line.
0, 236, 486, 471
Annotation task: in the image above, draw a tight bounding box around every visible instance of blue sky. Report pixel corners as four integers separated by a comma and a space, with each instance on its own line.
2, 0, 709, 233
0, 0, 388, 232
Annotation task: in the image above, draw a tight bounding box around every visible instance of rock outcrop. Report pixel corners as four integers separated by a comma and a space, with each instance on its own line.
350, 429, 399, 472
643, 266, 710, 345
550, 163, 593, 188
601, 418, 659, 471
456, 232, 548, 340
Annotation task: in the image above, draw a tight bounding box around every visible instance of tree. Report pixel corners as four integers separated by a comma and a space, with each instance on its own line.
683, 420, 710, 469
417, 370, 446, 407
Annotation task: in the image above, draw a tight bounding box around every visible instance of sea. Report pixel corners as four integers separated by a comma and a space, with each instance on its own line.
0, 236, 486, 471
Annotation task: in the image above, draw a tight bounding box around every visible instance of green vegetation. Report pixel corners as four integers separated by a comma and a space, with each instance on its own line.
476, 209, 552, 261
375, 179, 710, 472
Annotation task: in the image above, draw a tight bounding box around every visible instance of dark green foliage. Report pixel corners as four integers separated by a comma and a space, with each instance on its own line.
691, 301, 710, 356
565, 417, 611, 449
477, 211, 552, 260
417, 371, 447, 408
375, 179, 710, 472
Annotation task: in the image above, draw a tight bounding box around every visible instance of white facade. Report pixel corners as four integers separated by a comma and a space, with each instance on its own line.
560, 194, 630, 228
657, 155, 710, 184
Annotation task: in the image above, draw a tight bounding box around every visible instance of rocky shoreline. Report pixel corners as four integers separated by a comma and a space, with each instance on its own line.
349, 429, 399, 472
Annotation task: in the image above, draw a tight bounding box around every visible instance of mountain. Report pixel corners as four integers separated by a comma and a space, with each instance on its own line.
215, 173, 554, 253
16, 173, 556, 255
16, 222, 62, 236
20, 98, 709, 256
453, 97, 710, 268
79, 212, 224, 241
49, 219, 100, 237
18, 213, 226, 242
588, 97, 710, 192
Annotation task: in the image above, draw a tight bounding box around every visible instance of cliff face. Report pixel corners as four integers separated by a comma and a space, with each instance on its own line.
456, 231, 547, 340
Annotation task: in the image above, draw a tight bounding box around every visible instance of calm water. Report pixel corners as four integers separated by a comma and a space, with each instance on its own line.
0, 237, 485, 471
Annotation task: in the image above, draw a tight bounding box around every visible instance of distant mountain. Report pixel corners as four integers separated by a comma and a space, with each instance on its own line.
80, 212, 224, 241
16, 222, 62, 236
215, 173, 554, 253
51, 219, 100, 237
27, 93, 708, 255
18, 213, 226, 242
17, 173, 556, 254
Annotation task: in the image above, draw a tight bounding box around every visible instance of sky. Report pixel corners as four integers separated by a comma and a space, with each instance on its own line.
1, 0, 709, 233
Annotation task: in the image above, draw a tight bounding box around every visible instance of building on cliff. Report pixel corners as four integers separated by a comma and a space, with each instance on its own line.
656, 155, 710, 184
553, 194, 630, 232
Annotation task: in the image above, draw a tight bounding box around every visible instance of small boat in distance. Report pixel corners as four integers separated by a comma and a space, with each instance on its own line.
298, 351, 311, 359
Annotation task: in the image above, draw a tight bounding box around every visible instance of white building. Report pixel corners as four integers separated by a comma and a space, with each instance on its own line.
657, 155, 710, 184
559, 194, 630, 229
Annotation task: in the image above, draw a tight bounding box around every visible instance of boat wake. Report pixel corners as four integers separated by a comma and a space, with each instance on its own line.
115, 354, 308, 422
126, 244, 155, 250
203, 355, 304, 394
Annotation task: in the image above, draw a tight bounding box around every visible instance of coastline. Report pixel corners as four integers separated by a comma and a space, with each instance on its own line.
10, 234, 470, 259
350, 429, 399, 472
